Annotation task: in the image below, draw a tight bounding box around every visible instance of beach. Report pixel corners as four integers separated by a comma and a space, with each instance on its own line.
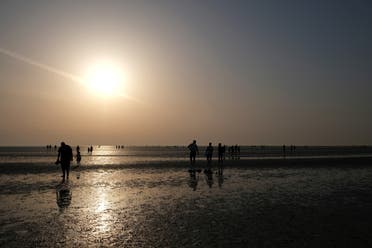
1, 0, 371, 246
1, 146, 372, 247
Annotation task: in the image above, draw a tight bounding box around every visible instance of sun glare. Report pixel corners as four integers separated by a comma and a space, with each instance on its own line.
84, 61, 124, 97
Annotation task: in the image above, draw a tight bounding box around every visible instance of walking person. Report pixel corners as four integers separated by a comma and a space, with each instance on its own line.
217, 143, 225, 176
76, 150, 81, 165
55, 142, 73, 181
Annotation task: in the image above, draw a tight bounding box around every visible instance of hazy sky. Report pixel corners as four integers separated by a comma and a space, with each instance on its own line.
0, 0, 371, 145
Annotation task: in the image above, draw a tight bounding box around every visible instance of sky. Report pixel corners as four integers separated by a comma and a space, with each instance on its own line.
0, 0, 371, 146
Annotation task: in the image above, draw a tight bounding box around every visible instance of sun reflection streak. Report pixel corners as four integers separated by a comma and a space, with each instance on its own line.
93, 181, 112, 233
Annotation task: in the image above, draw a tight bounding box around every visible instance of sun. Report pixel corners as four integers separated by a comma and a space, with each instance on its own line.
84, 61, 124, 97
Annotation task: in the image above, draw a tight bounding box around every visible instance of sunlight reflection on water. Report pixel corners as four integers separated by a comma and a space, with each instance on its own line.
1, 166, 372, 247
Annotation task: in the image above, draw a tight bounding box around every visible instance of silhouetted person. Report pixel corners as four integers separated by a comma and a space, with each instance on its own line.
205, 142, 213, 165
76, 145, 80, 153
90, 145, 93, 153
76, 151, 81, 164
218, 143, 225, 162
231, 145, 235, 159
56, 142, 73, 181
188, 140, 199, 165
235, 144, 240, 159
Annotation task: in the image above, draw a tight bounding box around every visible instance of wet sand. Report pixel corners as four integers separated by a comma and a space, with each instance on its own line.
1, 158, 372, 247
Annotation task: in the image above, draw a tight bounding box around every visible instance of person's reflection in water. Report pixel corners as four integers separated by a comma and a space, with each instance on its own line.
217, 167, 224, 188
56, 180, 72, 211
188, 169, 200, 191
204, 168, 214, 188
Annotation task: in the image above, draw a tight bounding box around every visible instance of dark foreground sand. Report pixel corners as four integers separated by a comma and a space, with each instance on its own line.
1, 157, 372, 247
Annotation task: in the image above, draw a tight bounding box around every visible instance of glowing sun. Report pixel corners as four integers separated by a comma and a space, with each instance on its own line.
84, 61, 124, 97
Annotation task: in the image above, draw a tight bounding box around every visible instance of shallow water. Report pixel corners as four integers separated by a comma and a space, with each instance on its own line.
1, 145, 372, 164
1, 165, 372, 247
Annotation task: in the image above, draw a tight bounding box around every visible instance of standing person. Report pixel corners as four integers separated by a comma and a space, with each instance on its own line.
75, 149, 82, 179
187, 140, 199, 165
76, 150, 81, 165
218, 143, 224, 163
231, 145, 235, 158
236, 144, 240, 159
55, 142, 73, 181
223, 144, 226, 160
205, 142, 213, 165
90, 145, 93, 153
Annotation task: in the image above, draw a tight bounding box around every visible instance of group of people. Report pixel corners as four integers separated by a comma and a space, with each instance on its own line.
46, 144, 58, 151
115, 145, 125, 149
87, 145, 94, 153
54, 140, 237, 181
188, 140, 238, 165
227, 145, 241, 158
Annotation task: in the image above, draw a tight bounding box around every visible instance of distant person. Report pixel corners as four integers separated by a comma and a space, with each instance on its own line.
231, 145, 235, 158
218, 143, 225, 162
90, 145, 93, 153
76, 150, 81, 165
205, 142, 213, 165
187, 140, 199, 165
223, 145, 226, 160
88, 147, 90, 153
236, 144, 240, 159
75, 150, 82, 179
55, 142, 73, 181
76, 145, 80, 153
